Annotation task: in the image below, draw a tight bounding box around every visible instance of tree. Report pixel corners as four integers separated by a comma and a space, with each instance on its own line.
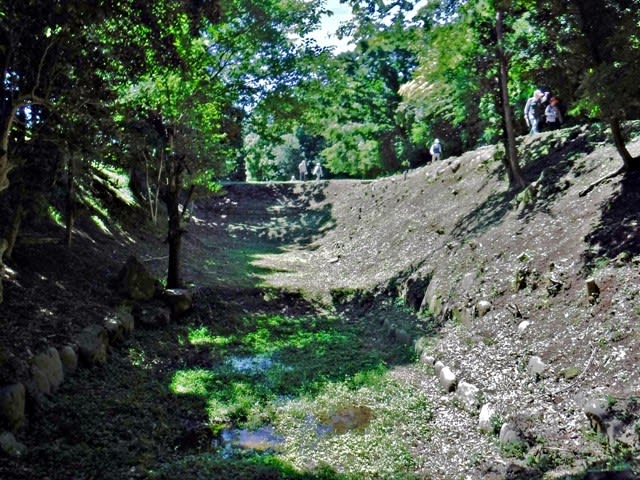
108, 0, 326, 287
535, 0, 640, 175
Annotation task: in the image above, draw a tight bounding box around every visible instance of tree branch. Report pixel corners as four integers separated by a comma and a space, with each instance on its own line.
578, 165, 625, 197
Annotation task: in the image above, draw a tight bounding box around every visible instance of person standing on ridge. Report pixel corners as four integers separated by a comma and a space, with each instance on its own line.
430, 139, 442, 161
544, 97, 563, 131
524, 89, 547, 135
298, 159, 308, 181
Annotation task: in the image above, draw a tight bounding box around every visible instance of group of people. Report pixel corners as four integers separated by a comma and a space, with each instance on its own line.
524, 89, 564, 135
297, 159, 323, 181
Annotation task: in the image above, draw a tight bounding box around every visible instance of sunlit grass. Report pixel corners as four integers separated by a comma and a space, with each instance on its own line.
166, 305, 427, 477
170, 369, 215, 396
188, 325, 234, 347
274, 375, 432, 477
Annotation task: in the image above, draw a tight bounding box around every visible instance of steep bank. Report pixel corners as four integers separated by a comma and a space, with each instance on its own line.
0, 124, 639, 478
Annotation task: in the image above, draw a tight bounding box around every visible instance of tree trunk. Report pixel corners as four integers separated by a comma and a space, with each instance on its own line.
496, 9, 526, 189
64, 152, 77, 247
165, 187, 183, 289
0, 105, 17, 193
165, 133, 183, 289
610, 117, 639, 171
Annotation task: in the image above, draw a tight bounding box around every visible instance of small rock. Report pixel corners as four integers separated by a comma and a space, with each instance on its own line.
499, 423, 522, 445
456, 381, 480, 411
162, 288, 194, 318
420, 353, 435, 365
527, 355, 547, 379
475, 300, 492, 317
479, 403, 496, 433
59, 345, 78, 374
586, 277, 600, 304
434, 360, 445, 376
76, 324, 109, 366
517, 320, 531, 334
583, 399, 610, 436
439, 366, 457, 393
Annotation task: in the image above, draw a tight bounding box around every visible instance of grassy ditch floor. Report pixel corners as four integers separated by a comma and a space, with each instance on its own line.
4, 291, 435, 480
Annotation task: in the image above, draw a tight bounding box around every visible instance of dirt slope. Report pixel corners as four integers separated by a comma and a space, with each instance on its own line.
1, 124, 639, 478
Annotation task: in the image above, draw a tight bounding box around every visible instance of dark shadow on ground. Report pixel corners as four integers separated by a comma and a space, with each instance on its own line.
582, 169, 640, 271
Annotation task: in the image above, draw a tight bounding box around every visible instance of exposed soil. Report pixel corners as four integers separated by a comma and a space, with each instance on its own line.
1, 125, 639, 479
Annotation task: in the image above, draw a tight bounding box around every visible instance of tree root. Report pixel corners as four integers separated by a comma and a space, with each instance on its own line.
578, 166, 625, 197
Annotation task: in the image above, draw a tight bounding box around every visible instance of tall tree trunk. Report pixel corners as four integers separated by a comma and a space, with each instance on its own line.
0, 104, 17, 193
496, 9, 526, 189
165, 133, 183, 289
64, 151, 77, 247
610, 117, 639, 171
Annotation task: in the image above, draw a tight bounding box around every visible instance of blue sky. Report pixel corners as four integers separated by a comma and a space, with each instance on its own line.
308, 0, 429, 53
308, 0, 353, 53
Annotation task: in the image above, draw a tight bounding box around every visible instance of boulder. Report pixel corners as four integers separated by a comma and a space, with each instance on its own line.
115, 256, 158, 301
438, 366, 457, 393
475, 300, 492, 317
586, 277, 600, 304
162, 288, 194, 318
31, 347, 64, 394
76, 324, 109, 366
478, 403, 496, 433
456, 381, 481, 411
527, 355, 547, 379
0, 383, 25, 431
499, 423, 522, 446
59, 345, 78, 374
103, 318, 123, 344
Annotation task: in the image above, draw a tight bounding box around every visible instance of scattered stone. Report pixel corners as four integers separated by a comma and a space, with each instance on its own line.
583, 399, 610, 436
456, 381, 481, 411
0, 383, 25, 431
499, 423, 522, 446
546, 273, 564, 296
562, 366, 580, 380
59, 345, 78, 374
475, 300, 492, 317
420, 353, 435, 366
586, 278, 600, 304
76, 324, 109, 366
517, 320, 531, 334
438, 366, 457, 393
479, 404, 496, 433
0, 431, 26, 457
527, 355, 547, 379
